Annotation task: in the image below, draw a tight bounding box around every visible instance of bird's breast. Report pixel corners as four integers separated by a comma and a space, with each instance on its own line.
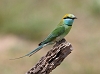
64, 25, 72, 35
55, 25, 72, 42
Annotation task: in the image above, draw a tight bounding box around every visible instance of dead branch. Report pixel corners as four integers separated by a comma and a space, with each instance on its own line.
26, 38, 73, 74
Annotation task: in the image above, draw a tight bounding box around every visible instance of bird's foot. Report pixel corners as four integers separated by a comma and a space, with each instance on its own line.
56, 38, 65, 44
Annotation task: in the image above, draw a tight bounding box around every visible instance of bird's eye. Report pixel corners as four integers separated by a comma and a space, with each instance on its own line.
63, 16, 71, 19
67, 17, 71, 19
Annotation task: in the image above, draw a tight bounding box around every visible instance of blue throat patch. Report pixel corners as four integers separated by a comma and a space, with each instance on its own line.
63, 19, 74, 26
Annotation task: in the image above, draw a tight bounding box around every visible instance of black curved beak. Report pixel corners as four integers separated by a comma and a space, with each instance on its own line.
73, 17, 77, 19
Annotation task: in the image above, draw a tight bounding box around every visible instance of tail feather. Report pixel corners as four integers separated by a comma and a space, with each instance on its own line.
9, 44, 47, 60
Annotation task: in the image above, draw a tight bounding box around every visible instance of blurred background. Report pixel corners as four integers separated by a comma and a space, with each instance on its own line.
0, 0, 100, 74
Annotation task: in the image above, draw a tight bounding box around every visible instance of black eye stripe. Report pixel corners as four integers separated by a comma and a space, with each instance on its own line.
67, 17, 70, 18
63, 17, 71, 19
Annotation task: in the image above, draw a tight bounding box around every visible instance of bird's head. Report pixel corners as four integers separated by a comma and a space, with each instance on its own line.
63, 14, 77, 26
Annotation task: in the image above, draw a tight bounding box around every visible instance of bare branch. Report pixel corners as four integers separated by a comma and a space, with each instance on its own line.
26, 39, 73, 74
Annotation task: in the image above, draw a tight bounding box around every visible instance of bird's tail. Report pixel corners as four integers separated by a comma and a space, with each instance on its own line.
9, 44, 48, 60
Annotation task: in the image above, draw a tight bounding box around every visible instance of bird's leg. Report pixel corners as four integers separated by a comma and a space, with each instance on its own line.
56, 38, 65, 44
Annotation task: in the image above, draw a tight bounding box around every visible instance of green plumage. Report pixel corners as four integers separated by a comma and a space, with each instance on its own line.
39, 22, 72, 46
10, 14, 77, 60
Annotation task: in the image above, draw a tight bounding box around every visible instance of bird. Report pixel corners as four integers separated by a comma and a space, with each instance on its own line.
10, 14, 77, 60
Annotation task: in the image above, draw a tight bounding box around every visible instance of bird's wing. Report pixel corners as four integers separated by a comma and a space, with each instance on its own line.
39, 25, 65, 45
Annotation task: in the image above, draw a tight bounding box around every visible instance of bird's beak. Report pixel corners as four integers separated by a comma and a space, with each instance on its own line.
74, 17, 77, 19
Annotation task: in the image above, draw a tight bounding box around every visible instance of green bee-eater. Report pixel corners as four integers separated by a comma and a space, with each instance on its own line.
10, 14, 77, 60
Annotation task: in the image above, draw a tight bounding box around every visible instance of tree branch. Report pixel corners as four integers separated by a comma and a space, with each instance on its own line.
26, 38, 73, 74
